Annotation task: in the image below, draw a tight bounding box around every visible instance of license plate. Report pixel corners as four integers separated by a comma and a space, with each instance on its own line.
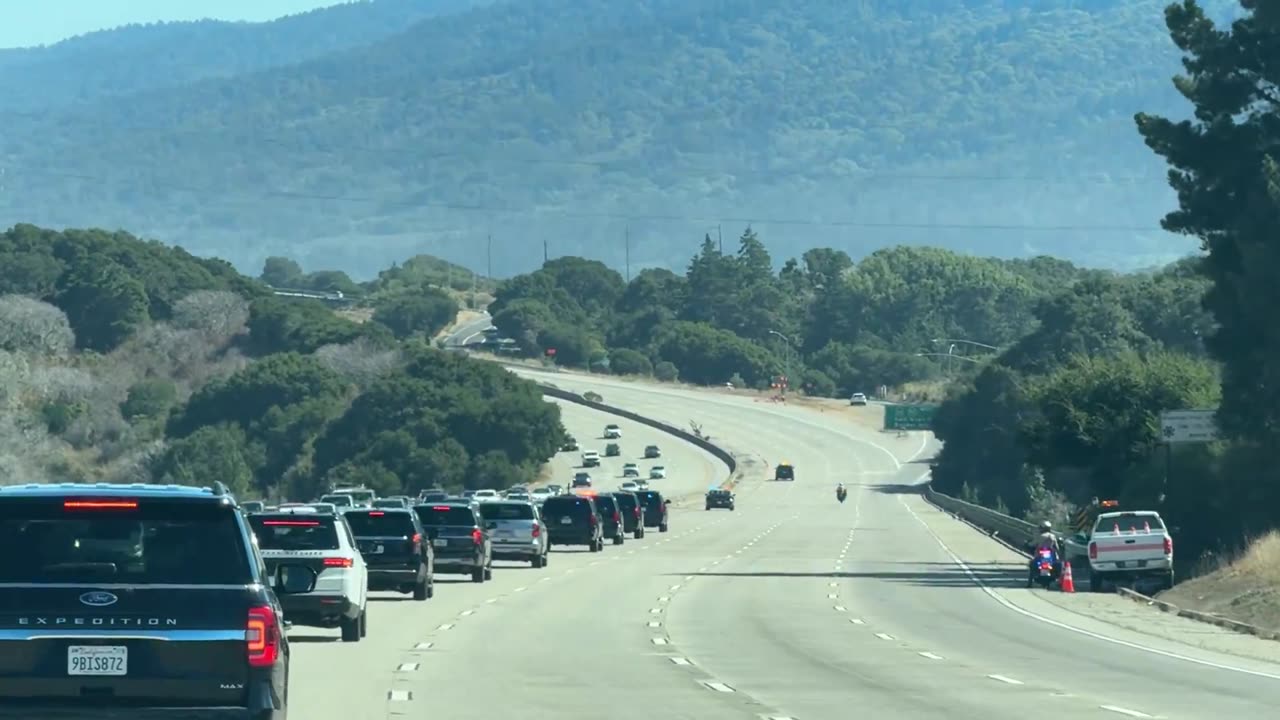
560, 517, 573, 525
68, 646, 127, 676
496, 529, 512, 536
433, 538, 448, 548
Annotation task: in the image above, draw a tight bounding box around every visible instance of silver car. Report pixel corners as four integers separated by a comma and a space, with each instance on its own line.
477, 500, 550, 568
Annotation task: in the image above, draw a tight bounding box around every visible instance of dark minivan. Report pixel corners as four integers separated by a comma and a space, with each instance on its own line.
592, 493, 627, 545
343, 509, 434, 600
635, 489, 670, 533
613, 490, 645, 539
540, 494, 604, 552
413, 503, 492, 583
0, 483, 316, 719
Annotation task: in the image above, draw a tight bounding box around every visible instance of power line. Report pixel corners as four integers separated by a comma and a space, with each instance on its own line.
0, 166, 1164, 233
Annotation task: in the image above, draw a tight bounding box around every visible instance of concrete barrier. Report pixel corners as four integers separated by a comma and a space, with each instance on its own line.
537, 384, 737, 489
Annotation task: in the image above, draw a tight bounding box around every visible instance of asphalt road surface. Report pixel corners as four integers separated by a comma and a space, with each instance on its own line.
443, 312, 493, 347
500, 368, 1280, 719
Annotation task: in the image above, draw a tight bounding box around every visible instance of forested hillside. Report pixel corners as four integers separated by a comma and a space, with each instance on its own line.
0, 223, 563, 499
0, 0, 1241, 277
0, 0, 491, 111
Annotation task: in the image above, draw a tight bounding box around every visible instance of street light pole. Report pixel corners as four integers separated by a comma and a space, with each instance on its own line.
768, 329, 792, 396
932, 338, 1000, 351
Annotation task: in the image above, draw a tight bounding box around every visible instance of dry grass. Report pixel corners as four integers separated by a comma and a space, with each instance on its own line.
897, 380, 948, 403
1160, 531, 1280, 631
335, 307, 375, 324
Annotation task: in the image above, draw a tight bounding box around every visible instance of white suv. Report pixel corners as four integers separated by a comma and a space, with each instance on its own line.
247, 507, 369, 642
603, 424, 622, 439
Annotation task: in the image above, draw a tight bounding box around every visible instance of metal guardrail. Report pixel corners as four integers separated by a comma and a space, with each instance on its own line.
922, 483, 1041, 551
536, 384, 738, 489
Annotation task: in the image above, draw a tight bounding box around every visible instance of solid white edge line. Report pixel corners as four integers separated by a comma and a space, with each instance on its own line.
899, 488, 1280, 682
918, 651, 944, 660
987, 674, 1023, 685
1100, 705, 1153, 718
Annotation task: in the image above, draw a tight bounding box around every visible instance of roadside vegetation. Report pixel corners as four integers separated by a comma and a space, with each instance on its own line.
0, 224, 564, 500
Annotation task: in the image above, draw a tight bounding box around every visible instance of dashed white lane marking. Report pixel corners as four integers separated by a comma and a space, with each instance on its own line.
388, 690, 412, 701
538, 576, 551, 582
459, 610, 474, 617
698, 567, 708, 572
652, 637, 669, 645
436, 624, 453, 631
484, 598, 498, 604
702, 681, 735, 693
514, 586, 526, 593
918, 652, 944, 660
827, 594, 838, 599
829, 582, 837, 587
413, 642, 433, 650
987, 674, 1023, 685
396, 662, 419, 672
874, 632, 895, 641
670, 657, 692, 665
649, 608, 663, 614
670, 584, 682, 590
849, 618, 864, 624
762, 716, 796, 720
648, 621, 662, 628
1100, 706, 1153, 718
658, 596, 670, 603
833, 605, 846, 612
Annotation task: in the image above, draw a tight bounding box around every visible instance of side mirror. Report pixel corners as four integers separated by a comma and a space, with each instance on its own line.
274, 563, 318, 595
663, 499, 671, 505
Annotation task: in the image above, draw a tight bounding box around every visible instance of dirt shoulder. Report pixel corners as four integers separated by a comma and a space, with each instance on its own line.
1157, 532, 1280, 634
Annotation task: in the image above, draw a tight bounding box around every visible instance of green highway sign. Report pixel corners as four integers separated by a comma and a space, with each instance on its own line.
884, 403, 938, 431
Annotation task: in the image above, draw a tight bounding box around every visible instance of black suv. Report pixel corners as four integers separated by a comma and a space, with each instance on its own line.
540, 494, 604, 552
636, 489, 670, 533
592, 494, 627, 546
343, 509, 434, 600
705, 489, 735, 511
613, 490, 645, 539
413, 503, 492, 583
0, 482, 316, 719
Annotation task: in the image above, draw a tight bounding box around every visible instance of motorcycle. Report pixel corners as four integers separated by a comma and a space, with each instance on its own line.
836, 488, 847, 504
1027, 547, 1060, 589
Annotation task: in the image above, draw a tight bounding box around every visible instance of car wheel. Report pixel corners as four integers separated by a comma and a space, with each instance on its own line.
613, 534, 624, 545
359, 608, 368, 638
659, 523, 668, 533
531, 553, 544, 568
341, 611, 361, 642
471, 566, 485, 583
484, 565, 493, 581
590, 538, 601, 552
413, 574, 429, 601
633, 529, 643, 539
426, 580, 435, 599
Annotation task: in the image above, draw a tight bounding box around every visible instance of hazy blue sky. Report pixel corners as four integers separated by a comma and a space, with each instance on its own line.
0, 1, 340, 49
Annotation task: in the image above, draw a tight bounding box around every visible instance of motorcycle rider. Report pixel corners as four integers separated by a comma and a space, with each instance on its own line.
836, 483, 847, 501
1028, 520, 1063, 580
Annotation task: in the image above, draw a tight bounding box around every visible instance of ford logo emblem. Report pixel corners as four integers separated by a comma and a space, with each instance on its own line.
79, 591, 118, 607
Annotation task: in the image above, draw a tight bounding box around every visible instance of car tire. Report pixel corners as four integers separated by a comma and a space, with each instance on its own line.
531, 553, 544, 568
413, 575, 429, 601
590, 538, 601, 552
426, 580, 435, 598
659, 523, 668, 533
613, 534, 624, 546
341, 611, 362, 642
484, 565, 493, 581
359, 607, 368, 638
471, 566, 485, 583
633, 529, 643, 539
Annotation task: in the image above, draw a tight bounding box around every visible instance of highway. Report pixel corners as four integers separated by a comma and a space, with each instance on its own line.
283, 366, 1280, 719
443, 311, 493, 347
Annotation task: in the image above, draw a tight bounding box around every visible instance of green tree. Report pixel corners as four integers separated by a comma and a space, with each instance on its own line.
372, 288, 459, 339
154, 424, 256, 496
56, 260, 150, 352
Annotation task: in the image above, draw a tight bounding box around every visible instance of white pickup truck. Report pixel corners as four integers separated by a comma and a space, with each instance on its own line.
1079, 510, 1174, 593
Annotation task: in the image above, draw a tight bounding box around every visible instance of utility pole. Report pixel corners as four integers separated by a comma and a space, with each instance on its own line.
624, 225, 631, 282
543, 238, 549, 264
717, 224, 723, 253
486, 234, 493, 279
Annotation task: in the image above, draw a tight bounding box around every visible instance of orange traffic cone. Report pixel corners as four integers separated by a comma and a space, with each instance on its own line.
1060, 561, 1076, 593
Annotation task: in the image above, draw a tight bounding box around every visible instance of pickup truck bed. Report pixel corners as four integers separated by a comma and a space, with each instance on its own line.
1070, 510, 1173, 593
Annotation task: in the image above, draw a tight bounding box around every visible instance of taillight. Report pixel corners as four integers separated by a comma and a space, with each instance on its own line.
1163, 537, 1172, 555
531, 524, 540, 538
410, 533, 421, 544
633, 507, 640, 519
613, 511, 621, 524
323, 557, 352, 567
246, 606, 280, 668
1088, 542, 1098, 560
64, 500, 138, 510
471, 528, 483, 545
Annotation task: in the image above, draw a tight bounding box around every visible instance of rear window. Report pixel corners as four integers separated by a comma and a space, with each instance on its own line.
1098, 514, 1165, 533
419, 492, 448, 502
0, 498, 252, 585
637, 491, 662, 508
542, 497, 594, 517
478, 503, 536, 520
614, 493, 637, 509
414, 505, 478, 527
344, 511, 417, 536
250, 514, 341, 550
776, 465, 794, 478
594, 496, 619, 513
320, 494, 353, 506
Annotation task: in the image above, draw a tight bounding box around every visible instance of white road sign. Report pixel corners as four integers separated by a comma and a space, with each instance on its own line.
1160, 409, 1218, 444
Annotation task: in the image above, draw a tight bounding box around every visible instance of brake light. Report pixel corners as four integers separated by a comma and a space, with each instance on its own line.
531, 524, 540, 538
411, 533, 421, 545
1163, 537, 1172, 555
1088, 542, 1098, 560
64, 500, 137, 510
323, 557, 353, 568
472, 528, 483, 545
634, 507, 641, 519
262, 520, 320, 526
368, 511, 385, 516
433, 506, 451, 511
246, 606, 280, 667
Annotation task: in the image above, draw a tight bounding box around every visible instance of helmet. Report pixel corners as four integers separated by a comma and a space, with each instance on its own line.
837, 483, 845, 489
1040, 521, 1052, 531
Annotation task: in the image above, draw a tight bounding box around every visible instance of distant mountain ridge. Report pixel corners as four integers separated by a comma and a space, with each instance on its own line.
0, 0, 497, 111
0, 0, 1243, 277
